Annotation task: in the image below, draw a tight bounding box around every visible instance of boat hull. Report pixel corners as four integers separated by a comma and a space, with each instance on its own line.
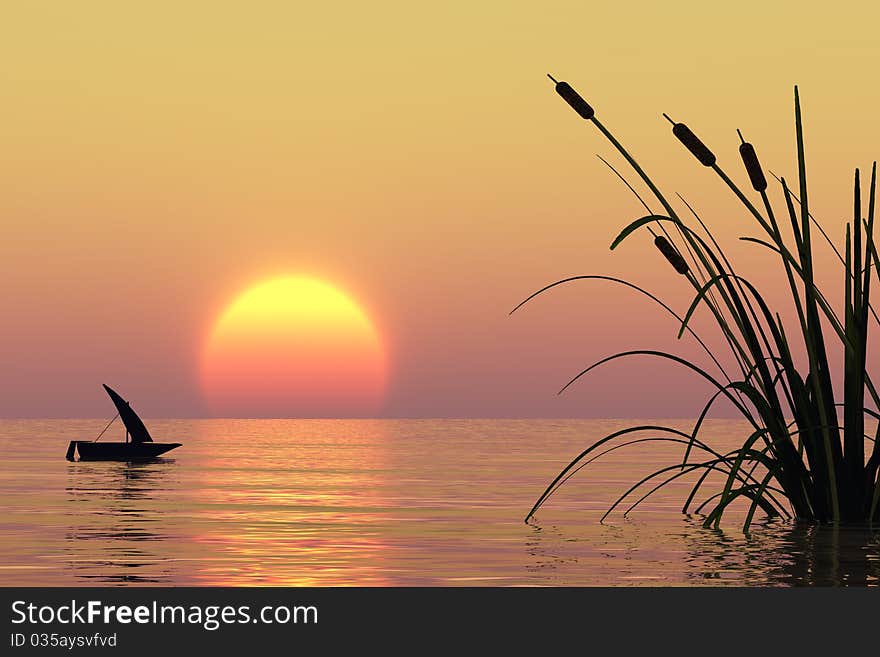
66, 441, 181, 462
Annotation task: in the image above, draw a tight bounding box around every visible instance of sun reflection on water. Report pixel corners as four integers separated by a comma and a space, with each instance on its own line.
1, 419, 878, 586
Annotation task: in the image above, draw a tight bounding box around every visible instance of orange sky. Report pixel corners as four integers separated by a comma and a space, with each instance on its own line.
1, 2, 879, 417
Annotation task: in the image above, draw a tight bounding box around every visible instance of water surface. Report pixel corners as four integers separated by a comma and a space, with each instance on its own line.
1, 419, 877, 585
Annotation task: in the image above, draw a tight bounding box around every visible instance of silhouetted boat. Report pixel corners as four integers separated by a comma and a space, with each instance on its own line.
65, 384, 182, 462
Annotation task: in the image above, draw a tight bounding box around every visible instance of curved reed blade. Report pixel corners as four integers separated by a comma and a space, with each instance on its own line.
531, 79, 878, 528
559, 350, 755, 422
610, 215, 676, 250
509, 274, 732, 382
540, 436, 749, 517
524, 425, 696, 522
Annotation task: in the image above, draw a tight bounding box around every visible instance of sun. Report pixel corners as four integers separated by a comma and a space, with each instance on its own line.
201, 276, 388, 417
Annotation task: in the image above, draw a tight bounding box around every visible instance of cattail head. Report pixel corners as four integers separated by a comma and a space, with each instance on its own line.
548, 74, 594, 120
663, 114, 716, 166
737, 130, 767, 192
654, 236, 690, 275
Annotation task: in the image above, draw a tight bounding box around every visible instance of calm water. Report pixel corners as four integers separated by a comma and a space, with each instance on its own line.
0, 419, 877, 586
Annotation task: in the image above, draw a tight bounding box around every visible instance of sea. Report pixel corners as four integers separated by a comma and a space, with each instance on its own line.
1, 418, 877, 586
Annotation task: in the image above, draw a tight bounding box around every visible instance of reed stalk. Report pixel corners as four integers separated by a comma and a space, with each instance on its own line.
518, 79, 880, 529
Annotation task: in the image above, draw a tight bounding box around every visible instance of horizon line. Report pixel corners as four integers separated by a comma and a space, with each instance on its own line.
0, 415, 768, 421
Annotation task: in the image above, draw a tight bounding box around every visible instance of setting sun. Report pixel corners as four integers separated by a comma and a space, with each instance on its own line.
201, 276, 387, 417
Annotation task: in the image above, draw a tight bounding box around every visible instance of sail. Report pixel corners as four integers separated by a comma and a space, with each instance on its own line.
102, 384, 153, 443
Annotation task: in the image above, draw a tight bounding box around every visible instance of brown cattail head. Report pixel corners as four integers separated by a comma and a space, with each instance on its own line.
664, 114, 716, 166
548, 74, 594, 120
737, 131, 767, 192
654, 236, 690, 275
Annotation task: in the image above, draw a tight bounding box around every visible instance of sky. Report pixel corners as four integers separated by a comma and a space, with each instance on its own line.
1, 2, 880, 417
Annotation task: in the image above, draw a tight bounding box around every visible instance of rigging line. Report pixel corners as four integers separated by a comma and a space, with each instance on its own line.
93, 413, 119, 442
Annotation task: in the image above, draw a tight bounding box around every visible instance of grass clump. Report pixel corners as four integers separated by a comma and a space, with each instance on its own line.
517, 77, 880, 531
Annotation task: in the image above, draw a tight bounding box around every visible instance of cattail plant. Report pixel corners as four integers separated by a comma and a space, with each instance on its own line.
653, 235, 690, 275
515, 77, 880, 530
664, 114, 716, 166
738, 130, 767, 192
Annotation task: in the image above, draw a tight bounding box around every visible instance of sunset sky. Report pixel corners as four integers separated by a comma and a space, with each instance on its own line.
2, 2, 880, 417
